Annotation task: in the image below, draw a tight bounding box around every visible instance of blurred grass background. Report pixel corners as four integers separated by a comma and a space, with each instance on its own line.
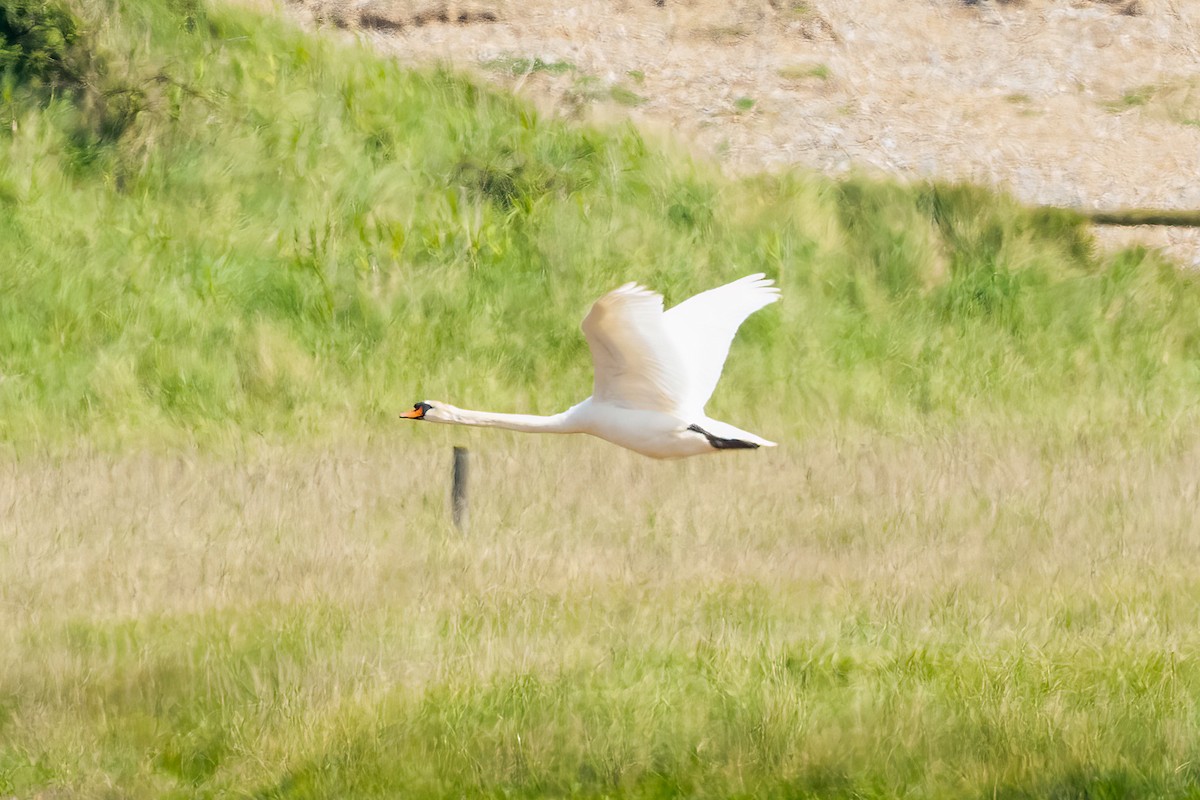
1, 0, 1197, 449
3, 0, 1200, 797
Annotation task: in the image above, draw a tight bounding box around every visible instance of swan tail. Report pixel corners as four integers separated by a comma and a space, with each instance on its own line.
687, 421, 777, 451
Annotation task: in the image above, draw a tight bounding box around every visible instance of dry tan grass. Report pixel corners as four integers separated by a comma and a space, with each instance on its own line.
269, 0, 1200, 267
6, 428, 1199, 650
7, 429, 1200, 793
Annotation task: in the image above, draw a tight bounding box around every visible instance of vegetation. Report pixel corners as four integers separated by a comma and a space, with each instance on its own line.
1, 0, 1198, 449
778, 63, 830, 82
3, 0, 1200, 797
482, 55, 575, 78
0, 0, 82, 85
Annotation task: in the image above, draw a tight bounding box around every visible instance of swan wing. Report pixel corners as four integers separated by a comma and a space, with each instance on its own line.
663, 273, 780, 413
581, 282, 689, 413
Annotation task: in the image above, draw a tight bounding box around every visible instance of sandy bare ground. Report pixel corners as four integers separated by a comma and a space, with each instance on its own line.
280, 0, 1200, 266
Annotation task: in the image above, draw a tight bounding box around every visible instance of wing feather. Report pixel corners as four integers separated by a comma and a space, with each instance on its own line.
581, 283, 688, 413
663, 273, 780, 414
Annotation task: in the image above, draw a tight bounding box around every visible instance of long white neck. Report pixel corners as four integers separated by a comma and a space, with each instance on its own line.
435, 404, 581, 434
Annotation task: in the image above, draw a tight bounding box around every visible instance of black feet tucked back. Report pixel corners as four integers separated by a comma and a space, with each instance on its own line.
687, 423, 760, 450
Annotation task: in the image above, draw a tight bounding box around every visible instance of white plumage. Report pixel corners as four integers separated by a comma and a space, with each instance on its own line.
401, 274, 780, 459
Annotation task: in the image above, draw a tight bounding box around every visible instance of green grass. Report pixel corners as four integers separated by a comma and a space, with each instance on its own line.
482, 55, 575, 77
609, 84, 646, 107
3, 0, 1200, 797
1097, 79, 1200, 125
562, 74, 645, 109
778, 63, 830, 82
6, 435, 1200, 799
0, 0, 1197, 449
1107, 84, 1158, 112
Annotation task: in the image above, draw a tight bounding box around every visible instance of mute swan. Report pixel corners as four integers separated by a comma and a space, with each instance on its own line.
401, 274, 780, 459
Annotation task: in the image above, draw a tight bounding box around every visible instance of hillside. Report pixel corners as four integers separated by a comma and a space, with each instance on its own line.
2, 0, 1199, 446
288, 0, 1200, 267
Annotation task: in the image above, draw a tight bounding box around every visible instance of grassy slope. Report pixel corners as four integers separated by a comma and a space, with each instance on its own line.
1, 0, 1197, 447
3, 0, 1200, 798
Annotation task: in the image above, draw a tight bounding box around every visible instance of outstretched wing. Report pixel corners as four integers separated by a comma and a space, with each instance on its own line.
663, 273, 780, 414
581, 282, 689, 413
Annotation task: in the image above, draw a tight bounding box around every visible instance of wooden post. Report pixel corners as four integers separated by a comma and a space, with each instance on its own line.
452, 446, 469, 532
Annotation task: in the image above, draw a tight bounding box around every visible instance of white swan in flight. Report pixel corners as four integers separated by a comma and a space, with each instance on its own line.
401, 274, 780, 459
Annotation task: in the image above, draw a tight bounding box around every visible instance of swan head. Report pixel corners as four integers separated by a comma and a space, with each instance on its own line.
400, 400, 452, 423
